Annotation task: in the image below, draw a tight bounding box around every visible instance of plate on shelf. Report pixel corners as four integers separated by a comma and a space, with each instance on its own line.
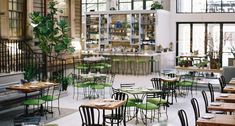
220, 94, 229, 97
201, 114, 214, 119
210, 103, 221, 106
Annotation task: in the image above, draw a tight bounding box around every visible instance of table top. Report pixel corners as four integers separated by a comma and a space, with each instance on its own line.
83, 56, 105, 62
6, 82, 57, 93
216, 93, 235, 102
81, 99, 126, 110
175, 66, 223, 73
208, 102, 235, 112
224, 85, 235, 93
229, 78, 235, 85
161, 77, 179, 82
197, 114, 235, 126
120, 88, 162, 95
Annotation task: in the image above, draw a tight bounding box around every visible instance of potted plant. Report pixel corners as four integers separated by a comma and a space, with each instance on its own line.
30, 1, 75, 80
61, 75, 72, 91
24, 64, 37, 82
178, 60, 189, 67
151, 1, 163, 10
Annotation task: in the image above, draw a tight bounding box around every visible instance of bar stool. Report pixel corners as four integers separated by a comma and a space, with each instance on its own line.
148, 58, 160, 75
112, 57, 122, 74
136, 56, 148, 75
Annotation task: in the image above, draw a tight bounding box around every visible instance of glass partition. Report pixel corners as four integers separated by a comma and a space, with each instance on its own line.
192, 24, 205, 55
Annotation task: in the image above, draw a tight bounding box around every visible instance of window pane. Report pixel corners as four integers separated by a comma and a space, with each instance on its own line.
98, 3, 106, 11
177, 0, 192, 12
222, 0, 235, 12
133, 1, 143, 10
119, 3, 131, 10
119, 0, 131, 2
192, 0, 206, 12
87, 0, 97, 3
87, 4, 97, 11
178, 24, 191, 55
192, 24, 205, 55
223, 24, 235, 66
146, 1, 153, 10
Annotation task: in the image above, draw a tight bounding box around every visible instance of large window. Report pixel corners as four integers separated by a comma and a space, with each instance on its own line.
33, 0, 44, 15
82, 0, 106, 14
118, 0, 153, 10
177, 0, 235, 13
9, 0, 25, 37
177, 22, 235, 66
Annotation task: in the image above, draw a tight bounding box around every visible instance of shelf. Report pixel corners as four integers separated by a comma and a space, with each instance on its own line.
109, 40, 130, 42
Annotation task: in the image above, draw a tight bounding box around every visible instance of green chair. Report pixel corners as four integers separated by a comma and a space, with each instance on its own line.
90, 63, 105, 73
41, 84, 61, 116
177, 74, 194, 95
136, 93, 160, 125
90, 83, 105, 98
76, 63, 89, 74
75, 81, 91, 99
23, 91, 46, 116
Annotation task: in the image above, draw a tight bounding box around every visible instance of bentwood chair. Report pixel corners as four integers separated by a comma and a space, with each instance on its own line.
219, 76, 226, 93
79, 105, 102, 126
104, 92, 129, 126
208, 83, 215, 102
191, 98, 200, 125
178, 109, 189, 126
201, 90, 209, 113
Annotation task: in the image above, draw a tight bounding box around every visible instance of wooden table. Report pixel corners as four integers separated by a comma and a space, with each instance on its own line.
7, 82, 57, 115
82, 99, 126, 126
208, 102, 235, 112
216, 94, 235, 103
224, 85, 235, 93
229, 78, 235, 85
197, 114, 235, 126
7, 82, 57, 93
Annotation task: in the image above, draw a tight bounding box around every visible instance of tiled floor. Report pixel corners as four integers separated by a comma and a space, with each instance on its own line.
46, 74, 220, 126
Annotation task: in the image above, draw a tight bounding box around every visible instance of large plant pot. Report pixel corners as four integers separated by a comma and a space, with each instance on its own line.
228, 58, 235, 66
210, 59, 220, 69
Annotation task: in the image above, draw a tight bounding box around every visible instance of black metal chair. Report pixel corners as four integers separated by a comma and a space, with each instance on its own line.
191, 98, 200, 124
151, 78, 162, 90
79, 105, 102, 126
208, 83, 215, 102
219, 77, 226, 93
104, 92, 129, 126
201, 90, 209, 113
178, 109, 189, 126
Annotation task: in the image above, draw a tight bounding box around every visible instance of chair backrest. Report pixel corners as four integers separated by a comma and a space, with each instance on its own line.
167, 73, 176, 78
120, 83, 135, 88
151, 78, 162, 90
208, 83, 214, 102
219, 77, 226, 93
79, 105, 100, 126
178, 109, 189, 126
111, 92, 129, 119
201, 90, 209, 113
191, 98, 200, 123
221, 75, 226, 84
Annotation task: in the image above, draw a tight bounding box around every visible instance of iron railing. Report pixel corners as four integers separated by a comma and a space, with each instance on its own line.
0, 39, 66, 81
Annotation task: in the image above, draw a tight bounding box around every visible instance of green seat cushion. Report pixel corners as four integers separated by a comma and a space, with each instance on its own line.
136, 102, 159, 110
126, 100, 136, 107
178, 81, 193, 87
99, 63, 112, 68
147, 98, 167, 105
75, 82, 90, 88
76, 64, 89, 69
103, 83, 112, 87
90, 84, 105, 89
41, 95, 58, 101
129, 98, 143, 103
91, 65, 105, 69
24, 99, 45, 105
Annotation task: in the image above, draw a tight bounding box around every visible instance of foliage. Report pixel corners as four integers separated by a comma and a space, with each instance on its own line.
151, 1, 163, 10
51, 72, 72, 91
231, 46, 235, 58
195, 59, 209, 68
30, 1, 75, 56
24, 64, 37, 81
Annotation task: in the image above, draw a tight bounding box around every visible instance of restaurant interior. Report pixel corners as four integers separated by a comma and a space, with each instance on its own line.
1, 0, 235, 126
